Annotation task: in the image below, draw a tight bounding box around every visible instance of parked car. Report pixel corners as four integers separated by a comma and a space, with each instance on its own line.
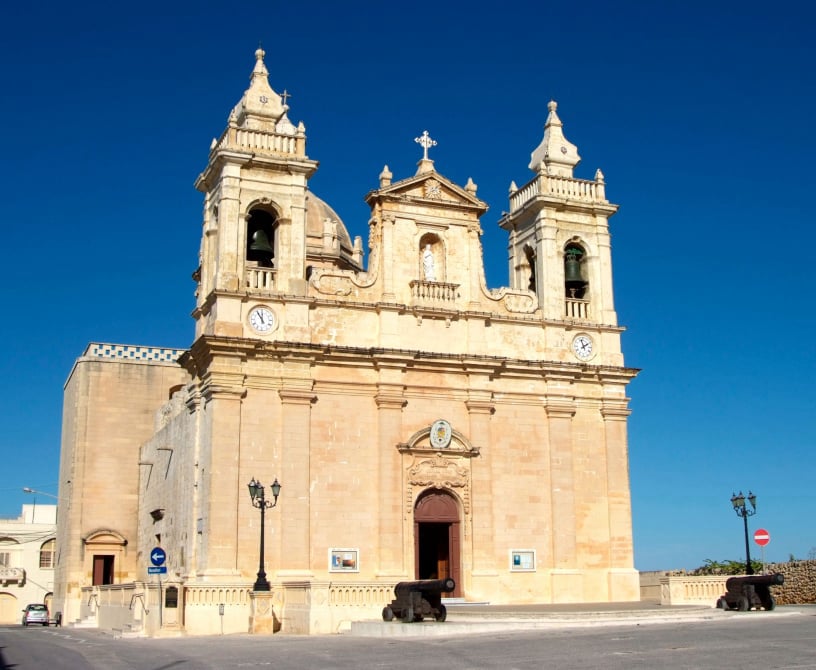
21, 603, 49, 626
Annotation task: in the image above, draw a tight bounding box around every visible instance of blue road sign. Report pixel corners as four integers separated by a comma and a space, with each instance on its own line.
150, 547, 167, 566
148, 566, 167, 575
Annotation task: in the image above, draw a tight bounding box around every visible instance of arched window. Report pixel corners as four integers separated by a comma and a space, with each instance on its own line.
564, 243, 588, 299
246, 208, 277, 268
39, 539, 55, 569
524, 245, 536, 293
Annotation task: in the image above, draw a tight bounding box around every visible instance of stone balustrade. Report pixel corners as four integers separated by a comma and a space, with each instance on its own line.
410, 280, 459, 305
510, 174, 606, 212
246, 267, 276, 293
565, 298, 590, 320
212, 126, 302, 158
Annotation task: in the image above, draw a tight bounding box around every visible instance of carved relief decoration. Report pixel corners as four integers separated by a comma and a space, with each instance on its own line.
406, 454, 471, 516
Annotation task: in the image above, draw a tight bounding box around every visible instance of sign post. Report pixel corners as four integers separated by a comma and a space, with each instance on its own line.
149, 547, 167, 627
753, 529, 770, 572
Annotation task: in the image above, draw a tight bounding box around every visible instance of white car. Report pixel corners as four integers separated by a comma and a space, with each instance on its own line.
22, 603, 49, 626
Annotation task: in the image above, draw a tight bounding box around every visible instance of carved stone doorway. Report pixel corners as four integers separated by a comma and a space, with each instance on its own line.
414, 490, 461, 597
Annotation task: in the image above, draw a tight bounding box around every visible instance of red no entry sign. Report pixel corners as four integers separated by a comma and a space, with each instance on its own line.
754, 528, 770, 546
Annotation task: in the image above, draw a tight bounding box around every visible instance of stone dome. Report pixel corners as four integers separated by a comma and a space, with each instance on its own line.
305, 191, 352, 251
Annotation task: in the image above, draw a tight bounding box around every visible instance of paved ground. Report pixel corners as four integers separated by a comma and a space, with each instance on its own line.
351, 600, 808, 637
2, 605, 814, 669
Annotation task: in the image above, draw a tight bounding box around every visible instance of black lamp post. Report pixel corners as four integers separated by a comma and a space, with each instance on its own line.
730, 490, 757, 575
247, 477, 281, 591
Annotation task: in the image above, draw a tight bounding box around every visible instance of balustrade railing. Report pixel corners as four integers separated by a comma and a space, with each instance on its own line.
212, 127, 298, 157
410, 280, 459, 304
510, 174, 606, 212
246, 267, 276, 292
565, 298, 590, 320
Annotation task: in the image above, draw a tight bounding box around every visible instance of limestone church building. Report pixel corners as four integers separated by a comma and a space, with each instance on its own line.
53, 49, 638, 635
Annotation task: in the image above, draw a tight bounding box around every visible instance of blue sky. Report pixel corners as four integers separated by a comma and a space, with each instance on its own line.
1, 1, 813, 571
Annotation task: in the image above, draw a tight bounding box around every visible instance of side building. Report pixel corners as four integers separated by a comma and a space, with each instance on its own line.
0, 504, 57, 624
53, 48, 639, 635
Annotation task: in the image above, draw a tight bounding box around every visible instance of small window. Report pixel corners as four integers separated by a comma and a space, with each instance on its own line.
0, 551, 9, 567
39, 539, 56, 569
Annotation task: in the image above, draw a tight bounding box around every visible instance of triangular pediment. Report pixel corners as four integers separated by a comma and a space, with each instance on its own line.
366, 170, 487, 213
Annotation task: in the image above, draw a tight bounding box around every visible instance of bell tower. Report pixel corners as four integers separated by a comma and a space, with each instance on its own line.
192, 48, 318, 339
499, 101, 619, 327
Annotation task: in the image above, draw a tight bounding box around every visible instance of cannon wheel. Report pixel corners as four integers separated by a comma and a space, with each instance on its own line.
434, 604, 447, 622
382, 606, 394, 622
402, 605, 414, 623
716, 597, 729, 610
737, 596, 750, 612
764, 596, 776, 611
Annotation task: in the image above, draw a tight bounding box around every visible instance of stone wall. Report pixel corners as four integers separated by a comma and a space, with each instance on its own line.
639, 560, 816, 606
764, 560, 816, 605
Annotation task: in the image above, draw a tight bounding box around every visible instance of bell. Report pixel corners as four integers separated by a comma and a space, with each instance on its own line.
250, 230, 274, 254
564, 256, 584, 284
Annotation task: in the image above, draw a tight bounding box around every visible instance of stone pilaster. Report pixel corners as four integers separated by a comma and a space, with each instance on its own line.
544, 397, 577, 574
375, 377, 406, 576
277, 387, 315, 576
465, 392, 495, 580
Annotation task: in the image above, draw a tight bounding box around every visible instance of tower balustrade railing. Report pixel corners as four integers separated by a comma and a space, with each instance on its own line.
211, 127, 299, 157
246, 267, 276, 293
565, 297, 590, 320
510, 174, 606, 212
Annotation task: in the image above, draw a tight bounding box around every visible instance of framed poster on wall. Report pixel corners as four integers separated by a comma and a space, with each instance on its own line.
329, 548, 359, 572
510, 549, 536, 572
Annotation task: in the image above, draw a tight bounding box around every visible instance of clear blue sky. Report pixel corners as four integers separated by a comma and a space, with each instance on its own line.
1, 0, 813, 572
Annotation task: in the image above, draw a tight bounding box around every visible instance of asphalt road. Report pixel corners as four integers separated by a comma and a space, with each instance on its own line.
2, 610, 815, 669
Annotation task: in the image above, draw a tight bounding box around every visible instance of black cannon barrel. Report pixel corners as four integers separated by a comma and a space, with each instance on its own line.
394, 578, 455, 595
726, 573, 784, 589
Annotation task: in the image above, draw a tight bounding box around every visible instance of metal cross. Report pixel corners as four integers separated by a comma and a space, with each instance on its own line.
415, 131, 437, 160
281, 89, 291, 107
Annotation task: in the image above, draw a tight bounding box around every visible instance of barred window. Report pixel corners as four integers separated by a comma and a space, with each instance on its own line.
0, 551, 9, 567
39, 539, 56, 569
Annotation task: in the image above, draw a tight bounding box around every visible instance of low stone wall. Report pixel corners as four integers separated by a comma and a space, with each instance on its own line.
764, 560, 816, 605
639, 560, 816, 606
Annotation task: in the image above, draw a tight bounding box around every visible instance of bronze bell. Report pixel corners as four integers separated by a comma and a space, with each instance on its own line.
250, 230, 274, 254
564, 256, 584, 284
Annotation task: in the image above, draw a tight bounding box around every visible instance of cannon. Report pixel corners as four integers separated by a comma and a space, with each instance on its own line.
717, 573, 784, 611
382, 578, 455, 623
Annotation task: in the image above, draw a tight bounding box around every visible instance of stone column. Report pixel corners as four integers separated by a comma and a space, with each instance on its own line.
466, 391, 495, 583
375, 375, 406, 577
602, 402, 639, 601
199, 383, 245, 577
277, 386, 315, 576
545, 395, 579, 601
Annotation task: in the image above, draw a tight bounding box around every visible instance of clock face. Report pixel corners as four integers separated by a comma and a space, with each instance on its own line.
429, 419, 452, 449
248, 306, 276, 333
572, 334, 594, 361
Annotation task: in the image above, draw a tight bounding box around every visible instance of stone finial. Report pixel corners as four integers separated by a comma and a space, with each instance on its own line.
229, 47, 285, 126
465, 177, 477, 195
528, 99, 581, 176
595, 168, 605, 183
379, 165, 393, 188
509, 180, 518, 194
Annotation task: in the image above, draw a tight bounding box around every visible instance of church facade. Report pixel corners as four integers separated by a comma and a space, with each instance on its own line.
53, 49, 638, 635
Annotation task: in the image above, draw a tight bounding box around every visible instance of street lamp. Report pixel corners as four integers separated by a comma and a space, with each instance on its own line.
22, 487, 60, 500
730, 490, 757, 575
247, 477, 281, 591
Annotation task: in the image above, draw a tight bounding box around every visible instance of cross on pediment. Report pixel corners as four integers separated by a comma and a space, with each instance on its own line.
415, 130, 437, 160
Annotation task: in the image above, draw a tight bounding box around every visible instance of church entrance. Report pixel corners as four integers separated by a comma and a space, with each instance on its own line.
414, 490, 461, 597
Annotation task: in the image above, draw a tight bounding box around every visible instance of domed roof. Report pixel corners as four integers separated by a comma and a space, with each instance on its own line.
305, 191, 352, 251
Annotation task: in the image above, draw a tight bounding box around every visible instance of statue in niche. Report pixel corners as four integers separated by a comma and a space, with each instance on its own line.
422, 244, 436, 281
